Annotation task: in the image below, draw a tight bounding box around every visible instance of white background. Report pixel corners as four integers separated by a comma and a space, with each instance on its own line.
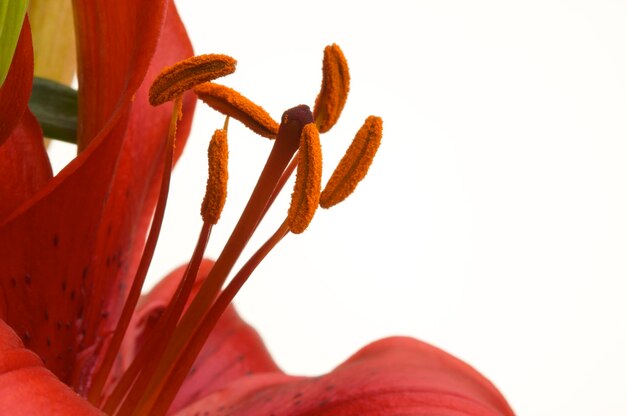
50, 1, 626, 415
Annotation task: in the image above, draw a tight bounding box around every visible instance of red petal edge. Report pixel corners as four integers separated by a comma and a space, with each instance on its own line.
0, 109, 52, 222
175, 337, 515, 416
0, 17, 33, 147
0, 319, 102, 415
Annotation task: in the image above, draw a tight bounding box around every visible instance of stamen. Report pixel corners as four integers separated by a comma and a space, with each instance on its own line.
200, 128, 229, 224
320, 116, 383, 208
149, 54, 237, 106
194, 83, 279, 138
313, 44, 350, 133
287, 123, 322, 234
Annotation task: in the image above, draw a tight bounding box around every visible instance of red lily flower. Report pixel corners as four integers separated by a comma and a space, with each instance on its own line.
0, 1, 515, 415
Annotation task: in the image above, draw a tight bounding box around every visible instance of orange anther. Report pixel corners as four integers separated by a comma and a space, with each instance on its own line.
313, 44, 350, 133
320, 116, 382, 208
149, 54, 237, 106
194, 83, 279, 138
287, 123, 322, 233
201, 128, 229, 224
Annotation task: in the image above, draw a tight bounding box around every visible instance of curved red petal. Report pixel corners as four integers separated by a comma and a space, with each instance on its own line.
0, 0, 195, 390
174, 337, 514, 416
116, 260, 280, 413
73, 0, 168, 150
0, 18, 33, 147
0, 319, 103, 415
0, 109, 52, 222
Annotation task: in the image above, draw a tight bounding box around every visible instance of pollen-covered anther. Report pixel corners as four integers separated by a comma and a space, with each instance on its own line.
149, 54, 237, 106
320, 116, 383, 208
194, 83, 279, 138
201, 128, 229, 224
287, 123, 323, 234
313, 44, 350, 133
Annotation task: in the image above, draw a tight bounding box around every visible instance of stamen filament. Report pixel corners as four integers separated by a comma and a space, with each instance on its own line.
140, 221, 290, 416
86, 97, 183, 405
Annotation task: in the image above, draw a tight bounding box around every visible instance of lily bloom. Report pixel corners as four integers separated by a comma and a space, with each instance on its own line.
0, 1, 515, 415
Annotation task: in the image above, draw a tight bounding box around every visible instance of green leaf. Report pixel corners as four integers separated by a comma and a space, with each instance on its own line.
0, 0, 29, 86
28, 77, 78, 143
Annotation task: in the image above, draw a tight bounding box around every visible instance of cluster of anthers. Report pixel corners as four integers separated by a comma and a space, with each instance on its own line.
85, 44, 383, 415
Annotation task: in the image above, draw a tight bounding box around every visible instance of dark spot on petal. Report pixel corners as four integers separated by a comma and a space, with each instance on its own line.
10, 277, 16, 288
44, 310, 49, 321
56, 321, 62, 330
46, 337, 51, 347
319, 399, 329, 407
294, 400, 301, 406
70, 290, 76, 301
23, 331, 31, 343
82, 267, 89, 280
65, 321, 71, 330
52, 234, 59, 247
24, 274, 31, 285
61, 280, 67, 291
100, 310, 109, 319
325, 384, 335, 391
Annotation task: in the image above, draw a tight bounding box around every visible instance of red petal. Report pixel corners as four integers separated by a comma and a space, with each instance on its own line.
73, 0, 168, 150
117, 260, 280, 413
0, 109, 52, 222
0, 18, 33, 147
0, 1, 195, 390
174, 337, 514, 416
0, 319, 103, 415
